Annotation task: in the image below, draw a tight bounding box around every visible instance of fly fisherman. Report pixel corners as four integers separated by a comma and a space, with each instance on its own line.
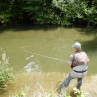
60, 42, 89, 96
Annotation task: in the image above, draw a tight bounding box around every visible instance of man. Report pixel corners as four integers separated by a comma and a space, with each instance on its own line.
60, 42, 89, 96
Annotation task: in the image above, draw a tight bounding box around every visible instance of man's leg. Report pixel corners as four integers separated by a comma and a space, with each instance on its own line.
78, 78, 82, 88
59, 73, 73, 96
60, 73, 74, 90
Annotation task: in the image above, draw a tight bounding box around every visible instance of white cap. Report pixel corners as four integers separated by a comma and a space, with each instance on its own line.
72, 42, 81, 49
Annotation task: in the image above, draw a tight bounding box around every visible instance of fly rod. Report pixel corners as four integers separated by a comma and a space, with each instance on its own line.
24, 50, 68, 63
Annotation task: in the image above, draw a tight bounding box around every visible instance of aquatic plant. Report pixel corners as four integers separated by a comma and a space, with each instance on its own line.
0, 51, 14, 87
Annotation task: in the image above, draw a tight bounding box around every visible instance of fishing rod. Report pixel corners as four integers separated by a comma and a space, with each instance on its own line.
24, 50, 68, 63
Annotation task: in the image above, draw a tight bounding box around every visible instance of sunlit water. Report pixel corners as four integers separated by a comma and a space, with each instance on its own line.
0, 25, 97, 96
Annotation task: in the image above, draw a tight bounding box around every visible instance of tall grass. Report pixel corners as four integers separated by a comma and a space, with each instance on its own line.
11, 86, 89, 97
10, 71, 91, 97
0, 51, 14, 87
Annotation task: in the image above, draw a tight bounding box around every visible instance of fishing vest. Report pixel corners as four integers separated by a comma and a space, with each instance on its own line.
72, 51, 89, 67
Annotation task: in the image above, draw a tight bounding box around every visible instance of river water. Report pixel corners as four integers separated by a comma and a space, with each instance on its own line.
0, 25, 97, 97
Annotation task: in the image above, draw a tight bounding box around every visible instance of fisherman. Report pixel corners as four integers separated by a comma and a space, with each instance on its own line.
60, 42, 89, 96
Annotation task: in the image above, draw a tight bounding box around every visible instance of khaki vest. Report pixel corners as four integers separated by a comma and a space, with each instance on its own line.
72, 51, 89, 67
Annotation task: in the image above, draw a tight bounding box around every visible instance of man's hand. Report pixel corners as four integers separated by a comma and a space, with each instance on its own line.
68, 61, 72, 67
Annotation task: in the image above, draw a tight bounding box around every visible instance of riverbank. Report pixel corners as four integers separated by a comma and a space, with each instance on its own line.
0, 72, 97, 97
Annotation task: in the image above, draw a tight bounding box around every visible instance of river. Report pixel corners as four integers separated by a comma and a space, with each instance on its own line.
0, 25, 97, 97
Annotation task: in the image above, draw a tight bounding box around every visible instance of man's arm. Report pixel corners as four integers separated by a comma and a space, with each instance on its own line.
68, 54, 74, 67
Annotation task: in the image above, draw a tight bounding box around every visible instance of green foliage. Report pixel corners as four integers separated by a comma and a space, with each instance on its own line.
11, 89, 26, 97
62, 91, 71, 97
0, 51, 14, 87
45, 89, 58, 97
0, 1, 11, 23
23, 0, 60, 25
73, 87, 89, 97
0, 0, 97, 26
52, 0, 97, 26
0, 0, 24, 24
11, 86, 90, 97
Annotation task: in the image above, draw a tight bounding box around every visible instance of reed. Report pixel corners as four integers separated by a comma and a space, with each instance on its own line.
0, 51, 14, 88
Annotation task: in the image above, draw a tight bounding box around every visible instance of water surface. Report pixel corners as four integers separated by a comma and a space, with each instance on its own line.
0, 25, 97, 96
0, 25, 97, 74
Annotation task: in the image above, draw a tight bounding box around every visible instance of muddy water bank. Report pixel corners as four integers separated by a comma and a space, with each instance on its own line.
0, 72, 97, 97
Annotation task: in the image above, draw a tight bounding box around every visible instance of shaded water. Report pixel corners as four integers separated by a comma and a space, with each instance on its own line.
0, 25, 97, 96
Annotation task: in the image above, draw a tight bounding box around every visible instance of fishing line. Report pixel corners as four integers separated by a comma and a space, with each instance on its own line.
24, 50, 68, 63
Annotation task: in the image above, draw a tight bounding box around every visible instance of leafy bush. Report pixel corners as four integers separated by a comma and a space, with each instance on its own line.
52, 0, 97, 26
0, 51, 14, 87
0, 0, 97, 26
23, 0, 60, 25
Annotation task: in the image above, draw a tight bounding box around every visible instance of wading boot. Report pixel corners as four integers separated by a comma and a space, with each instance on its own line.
59, 86, 66, 97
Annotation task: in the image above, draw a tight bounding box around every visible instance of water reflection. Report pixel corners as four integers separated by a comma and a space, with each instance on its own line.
25, 55, 34, 60
24, 55, 40, 72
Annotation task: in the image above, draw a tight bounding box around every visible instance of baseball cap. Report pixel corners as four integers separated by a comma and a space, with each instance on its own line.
72, 42, 81, 49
